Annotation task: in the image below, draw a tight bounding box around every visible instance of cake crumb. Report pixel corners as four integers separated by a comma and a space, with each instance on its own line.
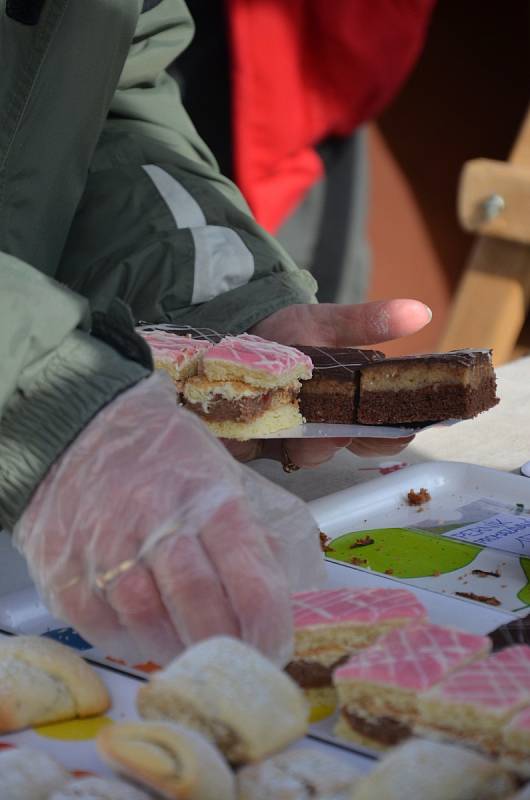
471, 569, 501, 578
349, 535, 375, 549
351, 557, 368, 566
455, 591, 501, 606
384, 568, 394, 575
319, 531, 334, 553
432, 570, 441, 577
407, 488, 431, 506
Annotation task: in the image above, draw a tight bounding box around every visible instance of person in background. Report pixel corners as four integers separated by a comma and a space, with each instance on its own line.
0, 0, 431, 667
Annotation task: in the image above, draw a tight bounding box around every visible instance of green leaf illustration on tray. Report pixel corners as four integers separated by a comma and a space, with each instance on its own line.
326, 527, 530, 613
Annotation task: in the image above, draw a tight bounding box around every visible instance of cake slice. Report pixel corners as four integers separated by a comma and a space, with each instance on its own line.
184, 334, 313, 439
500, 705, 530, 778
357, 348, 498, 424
333, 623, 490, 748
294, 346, 385, 423
488, 612, 530, 651
417, 644, 530, 755
138, 329, 212, 396
286, 587, 426, 710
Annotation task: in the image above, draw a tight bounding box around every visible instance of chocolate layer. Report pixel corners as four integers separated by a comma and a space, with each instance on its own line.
186, 390, 281, 423
341, 709, 412, 746
488, 614, 530, 652
285, 656, 349, 689
357, 377, 498, 424
295, 346, 384, 380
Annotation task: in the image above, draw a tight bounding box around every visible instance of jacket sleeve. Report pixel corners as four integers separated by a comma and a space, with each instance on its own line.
0, 256, 150, 531
56, 0, 318, 335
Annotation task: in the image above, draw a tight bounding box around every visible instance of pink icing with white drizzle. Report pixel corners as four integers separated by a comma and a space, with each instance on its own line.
140, 331, 211, 366
204, 334, 313, 378
430, 645, 530, 710
334, 623, 490, 691
292, 588, 426, 629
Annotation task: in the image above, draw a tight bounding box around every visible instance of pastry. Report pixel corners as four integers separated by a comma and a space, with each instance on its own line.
50, 777, 152, 800
333, 623, 490, 747
237, 747, 360, 799
0, 635, 110, 732
286, 587, 426, 709
138, 329, 211, 396
137, 637, 308, 764
500, 706, 530, 778
294, 346, 384, 423
350, 739, 516, 800
416, 644, 530, 755
0, 746, 68, 800
184, 334, 312, 439
357, 348, 498, 424
98, 720, 235, 800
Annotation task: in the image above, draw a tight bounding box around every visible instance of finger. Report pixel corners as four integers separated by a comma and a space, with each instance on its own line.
220, 438, 263, 462
150, 533, 240, 646
284, 437, 352, 468
347, 435, 414, 457
200, 500, 293, 665
297, 299, 432, 346
105, 563, 183, 664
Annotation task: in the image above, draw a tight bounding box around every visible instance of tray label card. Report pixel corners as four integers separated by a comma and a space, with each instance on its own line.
443, 513, 530, 556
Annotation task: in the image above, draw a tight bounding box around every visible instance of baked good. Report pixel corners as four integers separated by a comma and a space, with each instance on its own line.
0, 635, 110, 732
137, 636, 308, 764
286, 587, 426, 709
500, 706, 530, 778
294, 346, 384, 423
184, 334, 313, 439
333, 623, 490, 748
357, 348, 498, 424
97, 720, 235, 800
237, 747, 360, 799
488, 613, 530, 651
416, 644, 530, 755
0, 746, 68, 800
50, 777, 152, 800
349, 739, 516, 800
138, 329, 211, 396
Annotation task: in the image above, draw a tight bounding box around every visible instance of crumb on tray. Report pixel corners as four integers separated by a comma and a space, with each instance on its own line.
349, 535, 375, 549
455, 591, 501, 606
407, 487, 431, 506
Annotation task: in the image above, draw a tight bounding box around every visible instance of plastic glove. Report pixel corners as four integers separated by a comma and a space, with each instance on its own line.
14, 373, 325, 666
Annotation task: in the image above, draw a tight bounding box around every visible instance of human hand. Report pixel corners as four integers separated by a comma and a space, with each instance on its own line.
242, 299, 431, 467
14, 374, 325, 666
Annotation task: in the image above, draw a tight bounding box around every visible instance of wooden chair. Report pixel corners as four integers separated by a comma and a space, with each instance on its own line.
439, 108, 530, 365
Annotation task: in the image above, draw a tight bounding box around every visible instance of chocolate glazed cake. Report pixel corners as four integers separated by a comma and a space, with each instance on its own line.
294, 346, 385, 423
357, 349, 499, 425
296, 346, 498, 426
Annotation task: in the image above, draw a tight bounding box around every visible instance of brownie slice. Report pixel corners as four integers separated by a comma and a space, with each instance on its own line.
488, 614, 530, 652
294, 346, 385, 423
357, 349, 498, 425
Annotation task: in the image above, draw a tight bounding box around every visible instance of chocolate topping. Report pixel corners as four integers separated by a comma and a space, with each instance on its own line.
286, 656, 349, 689
295, 345, 384, 380
488, 614, 530, 651
342, 709, 412, 746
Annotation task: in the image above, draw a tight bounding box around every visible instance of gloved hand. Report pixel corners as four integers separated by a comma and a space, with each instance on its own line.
14, 373, 325, 666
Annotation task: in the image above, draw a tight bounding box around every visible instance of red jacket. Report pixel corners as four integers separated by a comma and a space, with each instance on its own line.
227, 0, 435, 232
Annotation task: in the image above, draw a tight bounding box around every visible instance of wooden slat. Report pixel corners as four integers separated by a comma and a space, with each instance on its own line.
440, 107, 530, 364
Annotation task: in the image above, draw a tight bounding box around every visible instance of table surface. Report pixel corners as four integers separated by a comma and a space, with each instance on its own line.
254, 355, 530, 500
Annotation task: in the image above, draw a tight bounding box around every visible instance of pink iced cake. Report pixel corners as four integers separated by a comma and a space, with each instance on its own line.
333, 622, 490, 748
500, 705, 530, 778
184, 334, 313, 439
139, 330, 212, 393
286, 588, 426, 708
417, 644, 530, 755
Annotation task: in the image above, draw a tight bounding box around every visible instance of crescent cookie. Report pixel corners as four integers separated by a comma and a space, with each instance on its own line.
0, 746, 69, 800
136, 637, 308, 764
97, 720, 235, 800
350, 739, 516, 800
49, 777, 152, 800
237, 747, 360, 799
0, 635, 110, 732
